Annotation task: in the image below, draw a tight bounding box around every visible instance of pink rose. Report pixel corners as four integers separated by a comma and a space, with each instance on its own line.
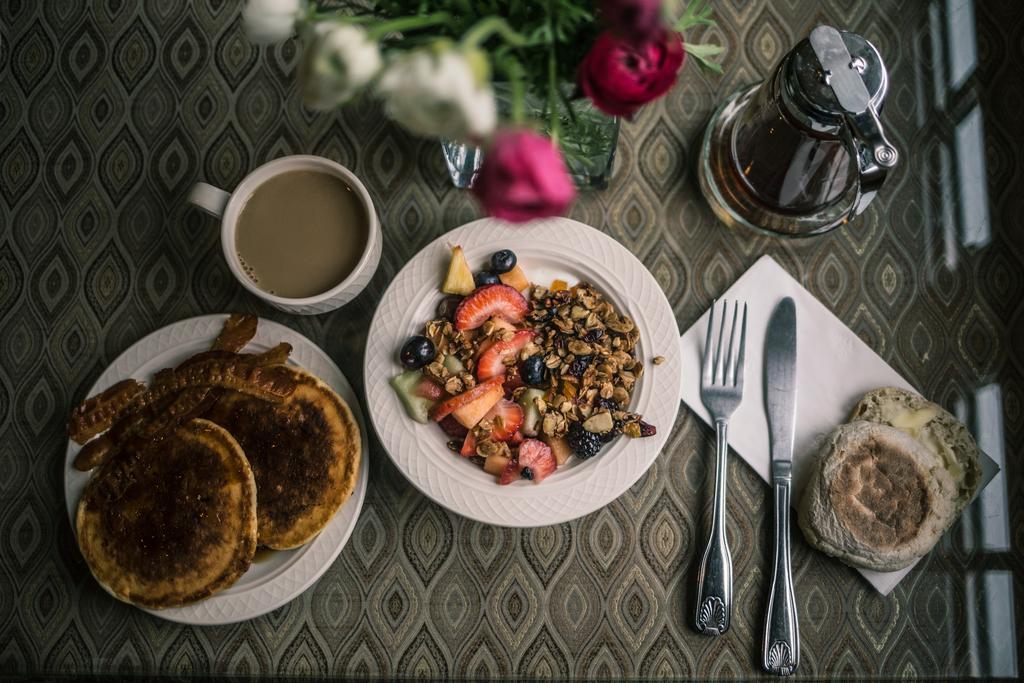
472, 129, 576, 222
599, 0, 665, 42
578, 29, 685, 118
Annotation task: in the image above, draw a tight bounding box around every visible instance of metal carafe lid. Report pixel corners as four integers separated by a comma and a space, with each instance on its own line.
781, 25, 898, 200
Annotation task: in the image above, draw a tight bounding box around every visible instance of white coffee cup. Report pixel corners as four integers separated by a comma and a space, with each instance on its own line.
188, 155, 381, 316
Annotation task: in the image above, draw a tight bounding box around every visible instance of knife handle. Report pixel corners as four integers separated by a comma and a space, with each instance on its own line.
763, 466, 799, 676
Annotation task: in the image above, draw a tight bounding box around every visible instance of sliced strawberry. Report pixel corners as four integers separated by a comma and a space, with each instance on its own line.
507, 430, 524, 445
498, 457, 521, 485
476, 330, 536, 380
483, 399, 524, 441
416, 377, 444, 401
429, 377, 503, 421
454, 284, 528, 331
503, 366, 524, 399
474, 338, 495, 360
438, 414, 468, 438
517, 439, 557, 483
460, 430, 477, 457
497, 439, 556, 484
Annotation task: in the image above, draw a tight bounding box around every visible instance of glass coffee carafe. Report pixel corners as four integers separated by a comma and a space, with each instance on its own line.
699, 25, 898, 237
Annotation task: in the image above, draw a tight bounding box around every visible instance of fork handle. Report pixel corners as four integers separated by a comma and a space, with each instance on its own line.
763, 467, 799, 675
695, 419, 732, 636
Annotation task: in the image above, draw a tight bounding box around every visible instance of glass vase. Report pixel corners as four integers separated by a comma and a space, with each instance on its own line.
442, 86, 620, 190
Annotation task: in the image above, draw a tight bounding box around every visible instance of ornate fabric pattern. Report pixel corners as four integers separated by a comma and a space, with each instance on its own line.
0, 0, 1021, 678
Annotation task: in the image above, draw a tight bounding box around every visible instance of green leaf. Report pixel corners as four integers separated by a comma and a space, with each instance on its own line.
675, 0, 717, 32
684, 41, 724, 73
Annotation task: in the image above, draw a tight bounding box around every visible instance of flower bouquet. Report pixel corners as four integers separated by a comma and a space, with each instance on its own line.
244, 0, 721, 221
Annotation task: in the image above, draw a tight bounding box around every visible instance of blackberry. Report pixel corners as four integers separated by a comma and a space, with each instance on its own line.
520, 466, 534, 480
568, 355, 592, 378
567, 422, 603, 459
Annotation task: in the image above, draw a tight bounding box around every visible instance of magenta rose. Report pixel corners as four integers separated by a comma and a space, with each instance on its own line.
599, 0, 665, 42
578, 29, 686, 118
472, 129, 576, 222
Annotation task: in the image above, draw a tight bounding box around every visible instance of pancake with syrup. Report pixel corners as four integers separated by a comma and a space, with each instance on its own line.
76, 419, 257, 609
206, 366, 360, 549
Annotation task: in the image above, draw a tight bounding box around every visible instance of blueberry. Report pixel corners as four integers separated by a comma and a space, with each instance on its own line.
474, 271, 501, 287
521, 355, 545, 386
436, 294, 462, 320
490, 249, 517, 274
520, 466, 534, 480
400, 335, 436, 369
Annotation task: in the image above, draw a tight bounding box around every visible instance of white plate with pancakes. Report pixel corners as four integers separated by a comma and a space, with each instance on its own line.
364, 217, 682, 526
64, 315, 368, 624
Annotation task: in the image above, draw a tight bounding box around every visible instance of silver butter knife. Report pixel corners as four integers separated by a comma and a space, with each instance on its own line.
762, 297, 799, 676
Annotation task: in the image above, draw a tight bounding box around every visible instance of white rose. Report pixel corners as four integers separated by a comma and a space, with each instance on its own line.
377, 47, 497, 142
301, 23, 383, 110
243, 0, 305, 45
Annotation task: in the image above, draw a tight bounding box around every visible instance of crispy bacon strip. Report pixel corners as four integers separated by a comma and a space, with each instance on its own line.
72, 345, 294, 471
211, 314, 258, 352
148, 359, 295, 399
73, 393, 211, 472
176, 343, 292, 371
73, 358, 294, 453
68, 379, 146, 445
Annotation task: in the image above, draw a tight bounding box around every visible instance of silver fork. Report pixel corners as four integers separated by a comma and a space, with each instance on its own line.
694, 299, 747, 636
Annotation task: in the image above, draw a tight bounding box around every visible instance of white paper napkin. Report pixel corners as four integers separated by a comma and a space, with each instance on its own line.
678, 254, 999, 595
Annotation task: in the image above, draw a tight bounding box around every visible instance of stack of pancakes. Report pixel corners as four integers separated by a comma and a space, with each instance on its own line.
70, 315, 360, 609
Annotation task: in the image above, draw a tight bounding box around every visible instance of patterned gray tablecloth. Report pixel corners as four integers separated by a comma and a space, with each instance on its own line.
1, 1, 1022, 679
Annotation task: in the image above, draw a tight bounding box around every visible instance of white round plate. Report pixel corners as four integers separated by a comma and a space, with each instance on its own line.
64, 315, 369, 625
364, 217, 682, 526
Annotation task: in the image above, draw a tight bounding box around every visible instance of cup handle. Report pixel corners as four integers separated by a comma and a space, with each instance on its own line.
188, 182, 230, 218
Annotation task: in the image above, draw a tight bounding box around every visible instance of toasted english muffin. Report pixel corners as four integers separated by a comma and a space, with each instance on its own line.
798, 421, 959, 572
206, 367, 360, 549
76, 419, 257, 609
849, 387, 981, 512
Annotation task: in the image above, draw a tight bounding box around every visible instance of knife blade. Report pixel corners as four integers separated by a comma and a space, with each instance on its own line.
762, 297, 799, 676
764, 297, 797, 464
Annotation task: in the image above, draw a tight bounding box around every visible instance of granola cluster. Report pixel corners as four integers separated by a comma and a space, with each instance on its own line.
520, 283, 652, 439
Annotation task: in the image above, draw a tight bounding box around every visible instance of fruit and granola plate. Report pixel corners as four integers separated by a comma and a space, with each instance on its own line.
390, 244, 660, 485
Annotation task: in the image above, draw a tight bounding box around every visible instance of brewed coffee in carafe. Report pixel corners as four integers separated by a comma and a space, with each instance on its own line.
699, 25, 897, 237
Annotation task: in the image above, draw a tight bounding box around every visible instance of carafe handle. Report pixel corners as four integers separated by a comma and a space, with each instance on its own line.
842, 104, 897, 215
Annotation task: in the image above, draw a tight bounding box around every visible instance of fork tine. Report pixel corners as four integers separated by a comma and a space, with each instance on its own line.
713, 299, 728, 384
702, 300, 716, 385
734, 302, 748, 387
725, 300, 739, 385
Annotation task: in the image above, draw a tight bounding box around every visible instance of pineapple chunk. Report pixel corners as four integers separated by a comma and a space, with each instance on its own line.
442, 245, 474, 295
498, 264, 531, 292
484, 454, 510, 476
